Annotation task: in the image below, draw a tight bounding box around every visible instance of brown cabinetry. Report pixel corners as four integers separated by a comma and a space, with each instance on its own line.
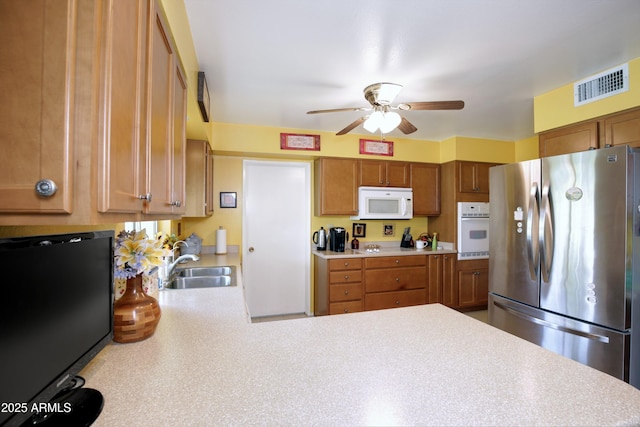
0, 0, 187, 224
184, 140, 214, 217
428, 254, 455, 304
314, 158, 440, 217
359, 160, 410, 187
538, 107, 640, 158
410, 163, 440, 215
603, 108, 640, 148
314, 258, 363, 315
363, 255, 427, 311
457, 161, 496, 198
314, 158, 359, 216
455, 259, 488, 309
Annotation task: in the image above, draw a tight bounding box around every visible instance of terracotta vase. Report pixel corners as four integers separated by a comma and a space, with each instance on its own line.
113, 274, 161, 343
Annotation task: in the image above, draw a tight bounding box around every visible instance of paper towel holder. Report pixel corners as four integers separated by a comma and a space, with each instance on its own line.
220, 192, 237, 208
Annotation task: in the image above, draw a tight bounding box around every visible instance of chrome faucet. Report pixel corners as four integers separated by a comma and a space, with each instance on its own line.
167, 254, 200, 277
172, 240, 188, 256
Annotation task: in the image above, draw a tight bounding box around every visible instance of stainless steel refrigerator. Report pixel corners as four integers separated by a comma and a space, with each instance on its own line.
489, 145, 640, 388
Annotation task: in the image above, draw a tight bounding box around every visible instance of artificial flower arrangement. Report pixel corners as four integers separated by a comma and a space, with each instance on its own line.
114, 229, 170, 280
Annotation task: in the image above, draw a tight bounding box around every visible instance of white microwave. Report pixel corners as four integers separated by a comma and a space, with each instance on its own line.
356, 187, 413, 220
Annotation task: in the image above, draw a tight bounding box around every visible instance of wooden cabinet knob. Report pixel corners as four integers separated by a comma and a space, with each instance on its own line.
344, 290, 349, 295
344, 275, 349, 280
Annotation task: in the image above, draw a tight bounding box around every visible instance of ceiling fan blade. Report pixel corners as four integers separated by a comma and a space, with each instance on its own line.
336, 117, 366, 135
307, 107, 370, 114
397, 117, 418, 134
401, 100, 465, 111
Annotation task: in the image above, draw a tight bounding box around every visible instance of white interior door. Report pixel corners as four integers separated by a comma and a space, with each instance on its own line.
243, 160, 310, 318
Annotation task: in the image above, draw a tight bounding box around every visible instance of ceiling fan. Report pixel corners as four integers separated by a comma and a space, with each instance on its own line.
307, 82, 464, 136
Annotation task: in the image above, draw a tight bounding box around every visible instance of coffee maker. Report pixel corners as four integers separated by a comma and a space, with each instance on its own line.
329, 227, 348, 252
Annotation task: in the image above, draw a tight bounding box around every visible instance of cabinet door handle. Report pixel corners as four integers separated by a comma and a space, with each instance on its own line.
395, 277, 400, 282
35, 179, 57, 197
395, 259, 400, 264
344, 290, 349, 295
395, 300, 400, 305
344, 275, 349, 280
138, 193, 152, 202
344, 262, 349, 267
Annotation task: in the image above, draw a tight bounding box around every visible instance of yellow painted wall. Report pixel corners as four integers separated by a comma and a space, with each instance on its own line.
534, 57, 640, 132
439, 136, 515, 163
514, 136, 539, 161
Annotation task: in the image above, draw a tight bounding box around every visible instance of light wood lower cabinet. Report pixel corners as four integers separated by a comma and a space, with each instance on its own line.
363, 255, 427, 311
442, 258, 488, 310
316, 254, 456, 315
314, 257, 363, 315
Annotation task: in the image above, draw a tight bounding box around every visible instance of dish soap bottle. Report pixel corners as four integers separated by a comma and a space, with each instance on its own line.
431, 232, 438, 251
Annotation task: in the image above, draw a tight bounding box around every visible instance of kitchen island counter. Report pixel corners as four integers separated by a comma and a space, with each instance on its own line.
82, 255, 640, 426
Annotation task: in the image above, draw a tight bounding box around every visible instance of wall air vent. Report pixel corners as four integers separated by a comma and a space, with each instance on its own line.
574, 63, 629, 106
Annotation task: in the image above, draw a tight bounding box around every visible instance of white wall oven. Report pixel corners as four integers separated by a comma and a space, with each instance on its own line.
457, 202, 490, 260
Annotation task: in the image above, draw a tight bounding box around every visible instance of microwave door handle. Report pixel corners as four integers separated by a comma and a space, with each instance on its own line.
401, 198, 407, 216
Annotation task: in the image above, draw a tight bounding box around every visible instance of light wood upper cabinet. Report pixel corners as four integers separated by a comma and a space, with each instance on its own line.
603, 108, 640, 148
144, 2, 186, 215
97, 0, 148, 214
410, 163, 440, 215
0, 0, 75, 213
538, 107, 640, 157
538, 122, 598, 158
0, 0, 187, 225
359, 160, 409, 187
184, 140, 214, 217
457, 161, 494, 196
314, 158, 359, 216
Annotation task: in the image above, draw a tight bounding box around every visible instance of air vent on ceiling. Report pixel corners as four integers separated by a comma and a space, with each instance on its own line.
574, 63, 629, 106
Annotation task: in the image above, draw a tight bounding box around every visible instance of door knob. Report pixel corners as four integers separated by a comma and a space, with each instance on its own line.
248, 247, 255, 253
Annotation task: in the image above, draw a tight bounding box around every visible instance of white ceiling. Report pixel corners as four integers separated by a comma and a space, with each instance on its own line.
184, 0, 640, 142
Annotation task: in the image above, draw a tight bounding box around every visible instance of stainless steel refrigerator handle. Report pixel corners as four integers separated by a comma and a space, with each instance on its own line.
526, 183, 540, 281
493, 300, 610, 343
539, 184, 554, 283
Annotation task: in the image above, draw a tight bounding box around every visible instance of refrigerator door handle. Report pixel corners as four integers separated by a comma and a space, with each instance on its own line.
526, 183, 540, 280
493, 300, 610, 343
539, 184, 554, 283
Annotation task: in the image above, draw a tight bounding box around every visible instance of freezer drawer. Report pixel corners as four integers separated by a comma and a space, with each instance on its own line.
489, 294, 630, 383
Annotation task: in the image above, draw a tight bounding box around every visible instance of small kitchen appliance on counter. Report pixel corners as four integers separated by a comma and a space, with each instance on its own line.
312, 227, 327, 251
329, 227, 348, 252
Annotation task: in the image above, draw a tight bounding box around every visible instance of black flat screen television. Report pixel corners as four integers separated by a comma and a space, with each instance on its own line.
0, 231, 114, 427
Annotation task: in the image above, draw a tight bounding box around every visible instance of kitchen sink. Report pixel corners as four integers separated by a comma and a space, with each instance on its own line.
166, 266, 237, 289
177, 266, 233, 277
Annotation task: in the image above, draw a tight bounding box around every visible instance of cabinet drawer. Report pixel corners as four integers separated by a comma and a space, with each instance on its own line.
364, 289, 426, 311
329, 300, 363, 315
328, 258, 363, 271
329, 283, 363, 302
364, 255, 426, 269
329, 270, 362, 284
365, 267, 426, 292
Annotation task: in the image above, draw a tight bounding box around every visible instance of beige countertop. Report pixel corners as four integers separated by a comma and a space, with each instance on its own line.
313, 245, 457, 259
81, 254, 640, 426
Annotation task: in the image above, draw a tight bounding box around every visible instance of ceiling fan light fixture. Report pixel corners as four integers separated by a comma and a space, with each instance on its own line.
376, 83, 403, 105
363, 110, 384, 132
363, 110, 401, 134
380, 111, 401, 133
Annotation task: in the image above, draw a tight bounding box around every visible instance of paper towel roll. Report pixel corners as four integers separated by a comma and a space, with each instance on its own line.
215, 226, 227, 254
